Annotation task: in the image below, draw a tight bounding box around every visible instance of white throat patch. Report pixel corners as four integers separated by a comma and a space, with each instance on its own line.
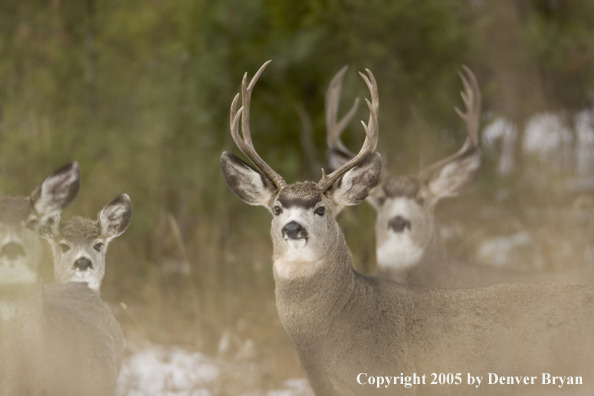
376, 234, 424, 272
274, 258, 323, 280
69, 276, 101, 293
376, 197, 426, 272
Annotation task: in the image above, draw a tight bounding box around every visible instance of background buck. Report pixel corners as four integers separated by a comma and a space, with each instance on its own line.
221, 61, 594, 396
0, 162, 124, 396
327, 66, 592, 288
42, 193, 133, 293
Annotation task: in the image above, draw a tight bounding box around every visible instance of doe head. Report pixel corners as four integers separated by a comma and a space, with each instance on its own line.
41, 194, 132, 293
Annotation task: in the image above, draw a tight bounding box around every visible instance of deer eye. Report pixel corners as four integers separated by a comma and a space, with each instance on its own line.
377, 197, 385, 206
60, 243, 70, 253
314, 207, 325, 216
94, 243, 103, 252
416, 196, 425, 206
273, 206, 282, 216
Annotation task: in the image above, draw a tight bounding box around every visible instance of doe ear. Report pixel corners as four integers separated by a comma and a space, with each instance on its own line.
30, 162, 81, 220
327, 152, 382, 212
422, 150, 482, 204
220, 151, 277, 207
99, 194, 133, 240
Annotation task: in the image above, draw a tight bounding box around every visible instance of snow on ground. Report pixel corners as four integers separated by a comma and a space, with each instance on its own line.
117, 342, 313, 396
118, 343, 218, 396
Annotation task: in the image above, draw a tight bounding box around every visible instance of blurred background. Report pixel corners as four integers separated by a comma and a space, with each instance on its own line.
1, 0, 593, 394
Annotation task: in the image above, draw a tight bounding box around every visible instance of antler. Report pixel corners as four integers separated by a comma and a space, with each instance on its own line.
325, 66, 360, 156
230, 60, 286, 189
418, 66, 481, 183
455, 65, 481, 149
317, 69, 379, 192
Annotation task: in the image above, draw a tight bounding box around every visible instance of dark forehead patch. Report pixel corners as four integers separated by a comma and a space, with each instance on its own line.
382, 176, 420, 199
278, 195, 322, 209
277, 182, 323, 209
0, 196, 32, 224
59, 217, 100, 242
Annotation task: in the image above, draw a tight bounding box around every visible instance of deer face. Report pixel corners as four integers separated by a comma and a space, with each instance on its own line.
42, 194, 132, 293
270, 183, 337, 265
0, 197, 43, 286
0, 163, 80, 287
368, 176, 437, 272
325, 66, 483, 275
222, 152, 382, 279
49, 217, 105, 292
367, 148, 481, 274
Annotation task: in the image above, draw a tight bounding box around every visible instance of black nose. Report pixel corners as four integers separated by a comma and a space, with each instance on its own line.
1, 242, 26, 260
282, 221, 307, 239
388, 216, 411, 233
73, 257, 93, 271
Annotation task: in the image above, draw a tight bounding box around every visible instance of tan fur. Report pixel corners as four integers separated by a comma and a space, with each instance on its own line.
221, 64, 594, 395
224, 163, 594, 395
370, 175, 594, 288
327, 66, 592, 288
45, 194, 132, 293
2, 283, 124, 396
271, 194, 594, 395
0, 197, 44, 289
0, 163, 124, 396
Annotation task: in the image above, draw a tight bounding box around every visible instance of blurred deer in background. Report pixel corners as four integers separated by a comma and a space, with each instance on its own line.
0, 163, 81, 319
41, 193, 133, 293
327, 66, 593, 288
0, 162, 124, 396
222, 61, 594, 396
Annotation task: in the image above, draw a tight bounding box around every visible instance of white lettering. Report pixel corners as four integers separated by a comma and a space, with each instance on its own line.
357, 373, 367, 385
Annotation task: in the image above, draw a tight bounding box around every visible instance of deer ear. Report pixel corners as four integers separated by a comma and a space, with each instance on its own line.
99, 194, 133, 240
30, 162, 80, 220
366, 155, 390, 210
39, 214, 60, 240
221, 152, 277, 207
423, 151, 482, 204
327, 152, 382, 212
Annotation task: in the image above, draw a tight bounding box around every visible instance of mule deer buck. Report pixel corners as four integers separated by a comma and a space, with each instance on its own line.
0, 162, 124, 396
221, 61, 594, 395
41, 194, 133, 293
327, 66, 592, 288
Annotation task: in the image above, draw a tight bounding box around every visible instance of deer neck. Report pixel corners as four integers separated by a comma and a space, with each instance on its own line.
273, 229, 357, 341
0, 283, 41, 323
419, 217, 449, 265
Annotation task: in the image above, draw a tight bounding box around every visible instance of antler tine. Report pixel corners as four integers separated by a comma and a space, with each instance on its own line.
419, 66, 482, 183
359, 69, 379, 152
318, 68, 379, 192
454, 65, 481, 149
229, 60, 286, 188
325, 66, 360, 155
